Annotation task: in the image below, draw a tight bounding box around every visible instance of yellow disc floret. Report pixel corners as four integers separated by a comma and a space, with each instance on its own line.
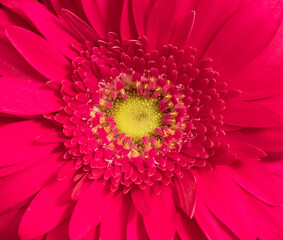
113, 96, 163, 139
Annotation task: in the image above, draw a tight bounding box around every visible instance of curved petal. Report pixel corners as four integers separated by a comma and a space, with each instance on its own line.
19, 178, 76, 240
0, 120, 60, 166
6, 25, 72, 81
120, 0, 138, 40
46, 219, 69, 240
69, 181, 114, 240
100, 193, 131, 240
204, 0, 283, 77
21, 0, 78, 59
0, 150, 64, 213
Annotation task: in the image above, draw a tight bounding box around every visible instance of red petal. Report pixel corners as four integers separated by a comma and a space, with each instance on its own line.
69, 181, 114, 240
173, 170, 196, 218
142, 187, 176, 240
126, 205, 149, 240
120, 0, 138, 39
21, 0, 78, 59
204, 0, 283, 77
0, 150, 63, 213
0, 120, 60, 166
223, 66, 283, 101
6, 26, 72, 81
100, 193, 131, 240
46, 219, 69, 240
19, 178, 76, 239
223, 101, 283, 127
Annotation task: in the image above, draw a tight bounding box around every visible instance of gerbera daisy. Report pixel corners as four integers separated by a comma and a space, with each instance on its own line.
1, 0, 283, 239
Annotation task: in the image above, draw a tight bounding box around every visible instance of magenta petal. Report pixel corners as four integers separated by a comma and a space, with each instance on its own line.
173, 170, 196, 218
194, 196, 237, 240
223, 101, 283, 127
0, 77, 63, 115
223, 66, 283, 101
142, 187, 176, 240
6, 25, 72, 81
0, 120, 59, 166
100, 193, 131, 240
81, 0, 123, 39
218, 162, 283, 206
127, 205, 149, 240
21, 0, 78, 59
0, 207, 26, 240
120, 0, 138, 39
176, 211, 207, 240
18, 178, 75, 240
69, 181, 114, 240
0, 151, 63, 213
131, 188, 152, 216
59, 9, 99, 43
204, 0, 283, 77
46, 219, 69, 240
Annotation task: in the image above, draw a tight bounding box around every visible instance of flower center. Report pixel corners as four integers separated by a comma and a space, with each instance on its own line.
113, 95, 162, 139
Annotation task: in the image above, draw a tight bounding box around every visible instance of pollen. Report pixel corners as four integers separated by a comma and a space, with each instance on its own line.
113, 96, 163, 139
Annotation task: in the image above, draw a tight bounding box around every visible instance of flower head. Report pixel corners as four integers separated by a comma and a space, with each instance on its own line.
1, 0, 283, 239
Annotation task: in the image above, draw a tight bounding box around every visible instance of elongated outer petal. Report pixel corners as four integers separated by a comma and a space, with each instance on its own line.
0, 150, 64, 213
218, 161, 283, 206
21, 0, 78, 59
223, 101, 283, 127
142, 187, 176, 240
100, 193, 131, 240
229, 126, 283, 152
0, 207, 26, 240
6, 25, 72, 82
0, 120, 60, 166
120, 0, 138, 40
195, 167, 283, 239
127, 205, 149, 240
176, 211, 208, 240
204, 0, 283, 77
173, 170, 196, 218
194, 196, 237, 240
19, 177, 76, 240
46, 219, 69, 240
69, 181, 114, 240
81, 0, 123, 39
223, 66, 283, 101
0, 77, 63, 115
59, 9, 98, 43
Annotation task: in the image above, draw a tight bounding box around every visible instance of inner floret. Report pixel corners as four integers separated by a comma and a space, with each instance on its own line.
113, 95, 163, 139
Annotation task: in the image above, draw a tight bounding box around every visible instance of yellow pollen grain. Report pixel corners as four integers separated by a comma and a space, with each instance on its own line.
113, 96, 163, 139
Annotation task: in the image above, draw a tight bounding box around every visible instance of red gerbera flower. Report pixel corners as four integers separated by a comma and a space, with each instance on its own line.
1, 0, 283, 239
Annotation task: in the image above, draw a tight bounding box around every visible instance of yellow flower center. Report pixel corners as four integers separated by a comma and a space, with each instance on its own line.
113, 96, 163, 139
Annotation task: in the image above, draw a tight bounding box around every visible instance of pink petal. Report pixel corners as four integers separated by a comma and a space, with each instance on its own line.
127, 205, 149, 240
81, 0, 123, 39
176, 211, 207, 240
50, 0, 76, 15
21, 0, 78, 59
59, 9, 99, 43
19, 178, 76, 240
132, 0, 155, 36
131, 188, 152, 216
46, 219, 69, 240
0, 120, 60, 166
229, 126, 283, 152
204, 0, 283, 77
0, 77, 63, 115
173, 170, 196, 218
195, 167, 283, 239
223, 101, 283, 127
120, 0, 138, 39
194, 196, 237, 240
0, 207, 26, 240
218, 162, 283, 206
0, 150, 63, 213
222, 66, 283, 101
142, 187, 176, 240
100, 193, 131, 240
69, 181, 114, 240
189, 0, 244, 56
6, 25, 72, 81
145, 0, 177, 50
